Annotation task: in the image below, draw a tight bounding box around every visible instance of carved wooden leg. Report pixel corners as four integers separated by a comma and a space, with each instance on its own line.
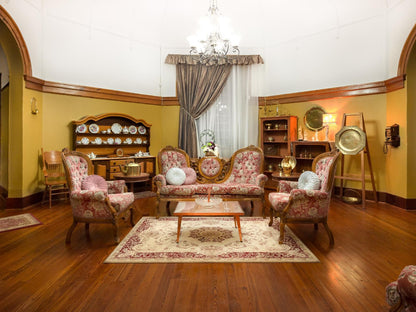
250, 201, 254, 216
49, 187, 52, 209
113, 221, 120, 244
323, 220, 334, 246
262, 197, 266, 219
41, 186, 47, 206
156, 197, 160, 219
166, 201, 171, 216
279, 221, 285, 244
269, 207, 274, 226
314, 223, 318, 230
129, 207, 135, 227
65, 220, 78, 244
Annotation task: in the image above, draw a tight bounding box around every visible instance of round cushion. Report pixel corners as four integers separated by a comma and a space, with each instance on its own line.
166, 167, 186, 185
183, 167, 197, 185
298, 171, 321, 190
81, 175, 108, 191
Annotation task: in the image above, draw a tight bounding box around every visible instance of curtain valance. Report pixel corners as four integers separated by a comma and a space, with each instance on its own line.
165, 54, 264, 66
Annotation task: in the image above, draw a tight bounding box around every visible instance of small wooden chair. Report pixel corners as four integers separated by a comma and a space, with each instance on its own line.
41, 148, 69, 208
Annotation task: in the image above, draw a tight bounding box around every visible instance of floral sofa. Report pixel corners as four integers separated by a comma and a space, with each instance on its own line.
153, 145, 268, 217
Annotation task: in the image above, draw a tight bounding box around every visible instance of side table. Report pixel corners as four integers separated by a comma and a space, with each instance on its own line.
271, 171, 300, 182
113, 173, 150, 193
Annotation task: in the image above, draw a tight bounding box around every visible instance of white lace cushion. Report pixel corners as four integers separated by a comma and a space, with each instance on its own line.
298, 171, 321, 190
166, 167, 186, 185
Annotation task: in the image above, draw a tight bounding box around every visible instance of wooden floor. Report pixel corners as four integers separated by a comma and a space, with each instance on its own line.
1, 196, 415, 312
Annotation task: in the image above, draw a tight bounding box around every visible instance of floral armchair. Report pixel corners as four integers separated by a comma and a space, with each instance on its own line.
386, 265, 416, 312
268, 150, 340, 245
62, 151, 135, 244
153, 145, 268, 217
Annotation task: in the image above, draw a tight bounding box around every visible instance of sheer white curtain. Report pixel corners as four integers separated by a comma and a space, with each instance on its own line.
196, 64, 264, 158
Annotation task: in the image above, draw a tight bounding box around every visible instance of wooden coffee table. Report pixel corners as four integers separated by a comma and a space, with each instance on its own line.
173, 201, 244, 243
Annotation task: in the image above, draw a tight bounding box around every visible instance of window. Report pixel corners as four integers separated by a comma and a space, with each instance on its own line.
197, 64, 264, 158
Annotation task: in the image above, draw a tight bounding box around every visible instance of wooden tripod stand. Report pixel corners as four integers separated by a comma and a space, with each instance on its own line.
335, 113, 377, 208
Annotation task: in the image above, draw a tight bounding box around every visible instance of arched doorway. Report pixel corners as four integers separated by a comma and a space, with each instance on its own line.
0, 5, 31, 208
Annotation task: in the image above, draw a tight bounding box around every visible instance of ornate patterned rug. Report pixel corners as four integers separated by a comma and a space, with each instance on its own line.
105, 217, 319, 263
0, 213, 41, 233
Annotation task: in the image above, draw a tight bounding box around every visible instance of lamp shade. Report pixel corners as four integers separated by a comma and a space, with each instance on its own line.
323, 113, 336, 124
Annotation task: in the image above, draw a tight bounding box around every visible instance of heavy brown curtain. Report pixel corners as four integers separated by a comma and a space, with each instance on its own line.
176, 63, 232, 157
166, 54, 264, 157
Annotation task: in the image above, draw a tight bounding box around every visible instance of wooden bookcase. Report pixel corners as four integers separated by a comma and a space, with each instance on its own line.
260, 116, 298, 189
72, 113, 156, 180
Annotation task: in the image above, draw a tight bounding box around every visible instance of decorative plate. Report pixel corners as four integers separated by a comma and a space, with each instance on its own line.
81, 137, 89, 145
94, 137, 102, 145
89, 123, 99, 133
304, 106, 326, 131
125, 138, 132, 144
136, 138, 142, 144
76, 124, 87, 133
129, 125, 137, 134
335, 126, 366, 155
115, 138, 122, 145
111, 123, 122, 134
116, 148, 124, 157
107, 138, 114, 145
138, 125, 146, 135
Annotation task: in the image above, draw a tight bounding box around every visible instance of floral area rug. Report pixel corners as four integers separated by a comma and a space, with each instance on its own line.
105, 217, 319, 263
0, 213, 41, 233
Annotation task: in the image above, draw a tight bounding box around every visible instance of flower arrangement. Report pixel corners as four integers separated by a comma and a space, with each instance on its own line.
200, 129, 219, 156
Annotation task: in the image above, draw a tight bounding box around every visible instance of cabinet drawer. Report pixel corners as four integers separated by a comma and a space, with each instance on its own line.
110, 159, 129, 166
110, 166, 121, 173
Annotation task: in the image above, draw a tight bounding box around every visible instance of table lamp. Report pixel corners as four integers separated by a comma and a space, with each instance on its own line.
322, 113, 337, 141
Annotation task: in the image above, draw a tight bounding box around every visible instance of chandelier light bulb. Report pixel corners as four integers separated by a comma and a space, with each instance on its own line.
188, 0, 240, 64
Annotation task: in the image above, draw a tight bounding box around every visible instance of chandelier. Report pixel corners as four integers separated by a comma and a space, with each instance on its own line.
187, 0, 240, 64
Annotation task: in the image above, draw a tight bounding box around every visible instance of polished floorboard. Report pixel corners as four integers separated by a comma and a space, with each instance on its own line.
0, 196, 415, 312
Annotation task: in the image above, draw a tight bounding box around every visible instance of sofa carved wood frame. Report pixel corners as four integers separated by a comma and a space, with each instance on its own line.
153, 145, 267, 217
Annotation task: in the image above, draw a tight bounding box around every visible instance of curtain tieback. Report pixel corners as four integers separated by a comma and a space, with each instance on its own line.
180, 107, 195, 120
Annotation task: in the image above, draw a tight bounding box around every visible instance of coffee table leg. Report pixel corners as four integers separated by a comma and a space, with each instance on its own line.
176, 216, 182, 243
236, 216, 242, 242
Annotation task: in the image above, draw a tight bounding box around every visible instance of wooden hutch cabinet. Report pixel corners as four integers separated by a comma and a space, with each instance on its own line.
260, 116, 333, 189
72, 113, 155, 180
291, 141, 331, 173
260, 116, 298, 189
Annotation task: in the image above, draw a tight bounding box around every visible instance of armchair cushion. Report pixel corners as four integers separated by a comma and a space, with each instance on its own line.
166, 167, 186, 185
269, 192, 290, 211
81, 175, 108, 191
298, 171, 321, 190
108, 192, 135, 213
183, 167, 197, 185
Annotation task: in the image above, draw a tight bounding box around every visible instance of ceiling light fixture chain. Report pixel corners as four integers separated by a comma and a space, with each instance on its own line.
188, 0, 240, 64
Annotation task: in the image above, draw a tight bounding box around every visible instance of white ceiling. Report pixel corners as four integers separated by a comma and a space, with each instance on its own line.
1, 0, 416, 96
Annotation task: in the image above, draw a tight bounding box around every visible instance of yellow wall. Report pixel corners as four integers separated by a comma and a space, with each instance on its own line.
386, 86, 407, 198
259, 93, 389, 193
407, 45, 416, 198
161, 105, 180, 148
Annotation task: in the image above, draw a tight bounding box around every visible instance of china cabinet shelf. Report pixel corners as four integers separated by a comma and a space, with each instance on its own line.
72, 113, 155, 180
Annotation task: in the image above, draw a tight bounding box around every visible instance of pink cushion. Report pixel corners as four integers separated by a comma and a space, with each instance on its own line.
81, 175, 108, 191
183, 167, 197, 185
